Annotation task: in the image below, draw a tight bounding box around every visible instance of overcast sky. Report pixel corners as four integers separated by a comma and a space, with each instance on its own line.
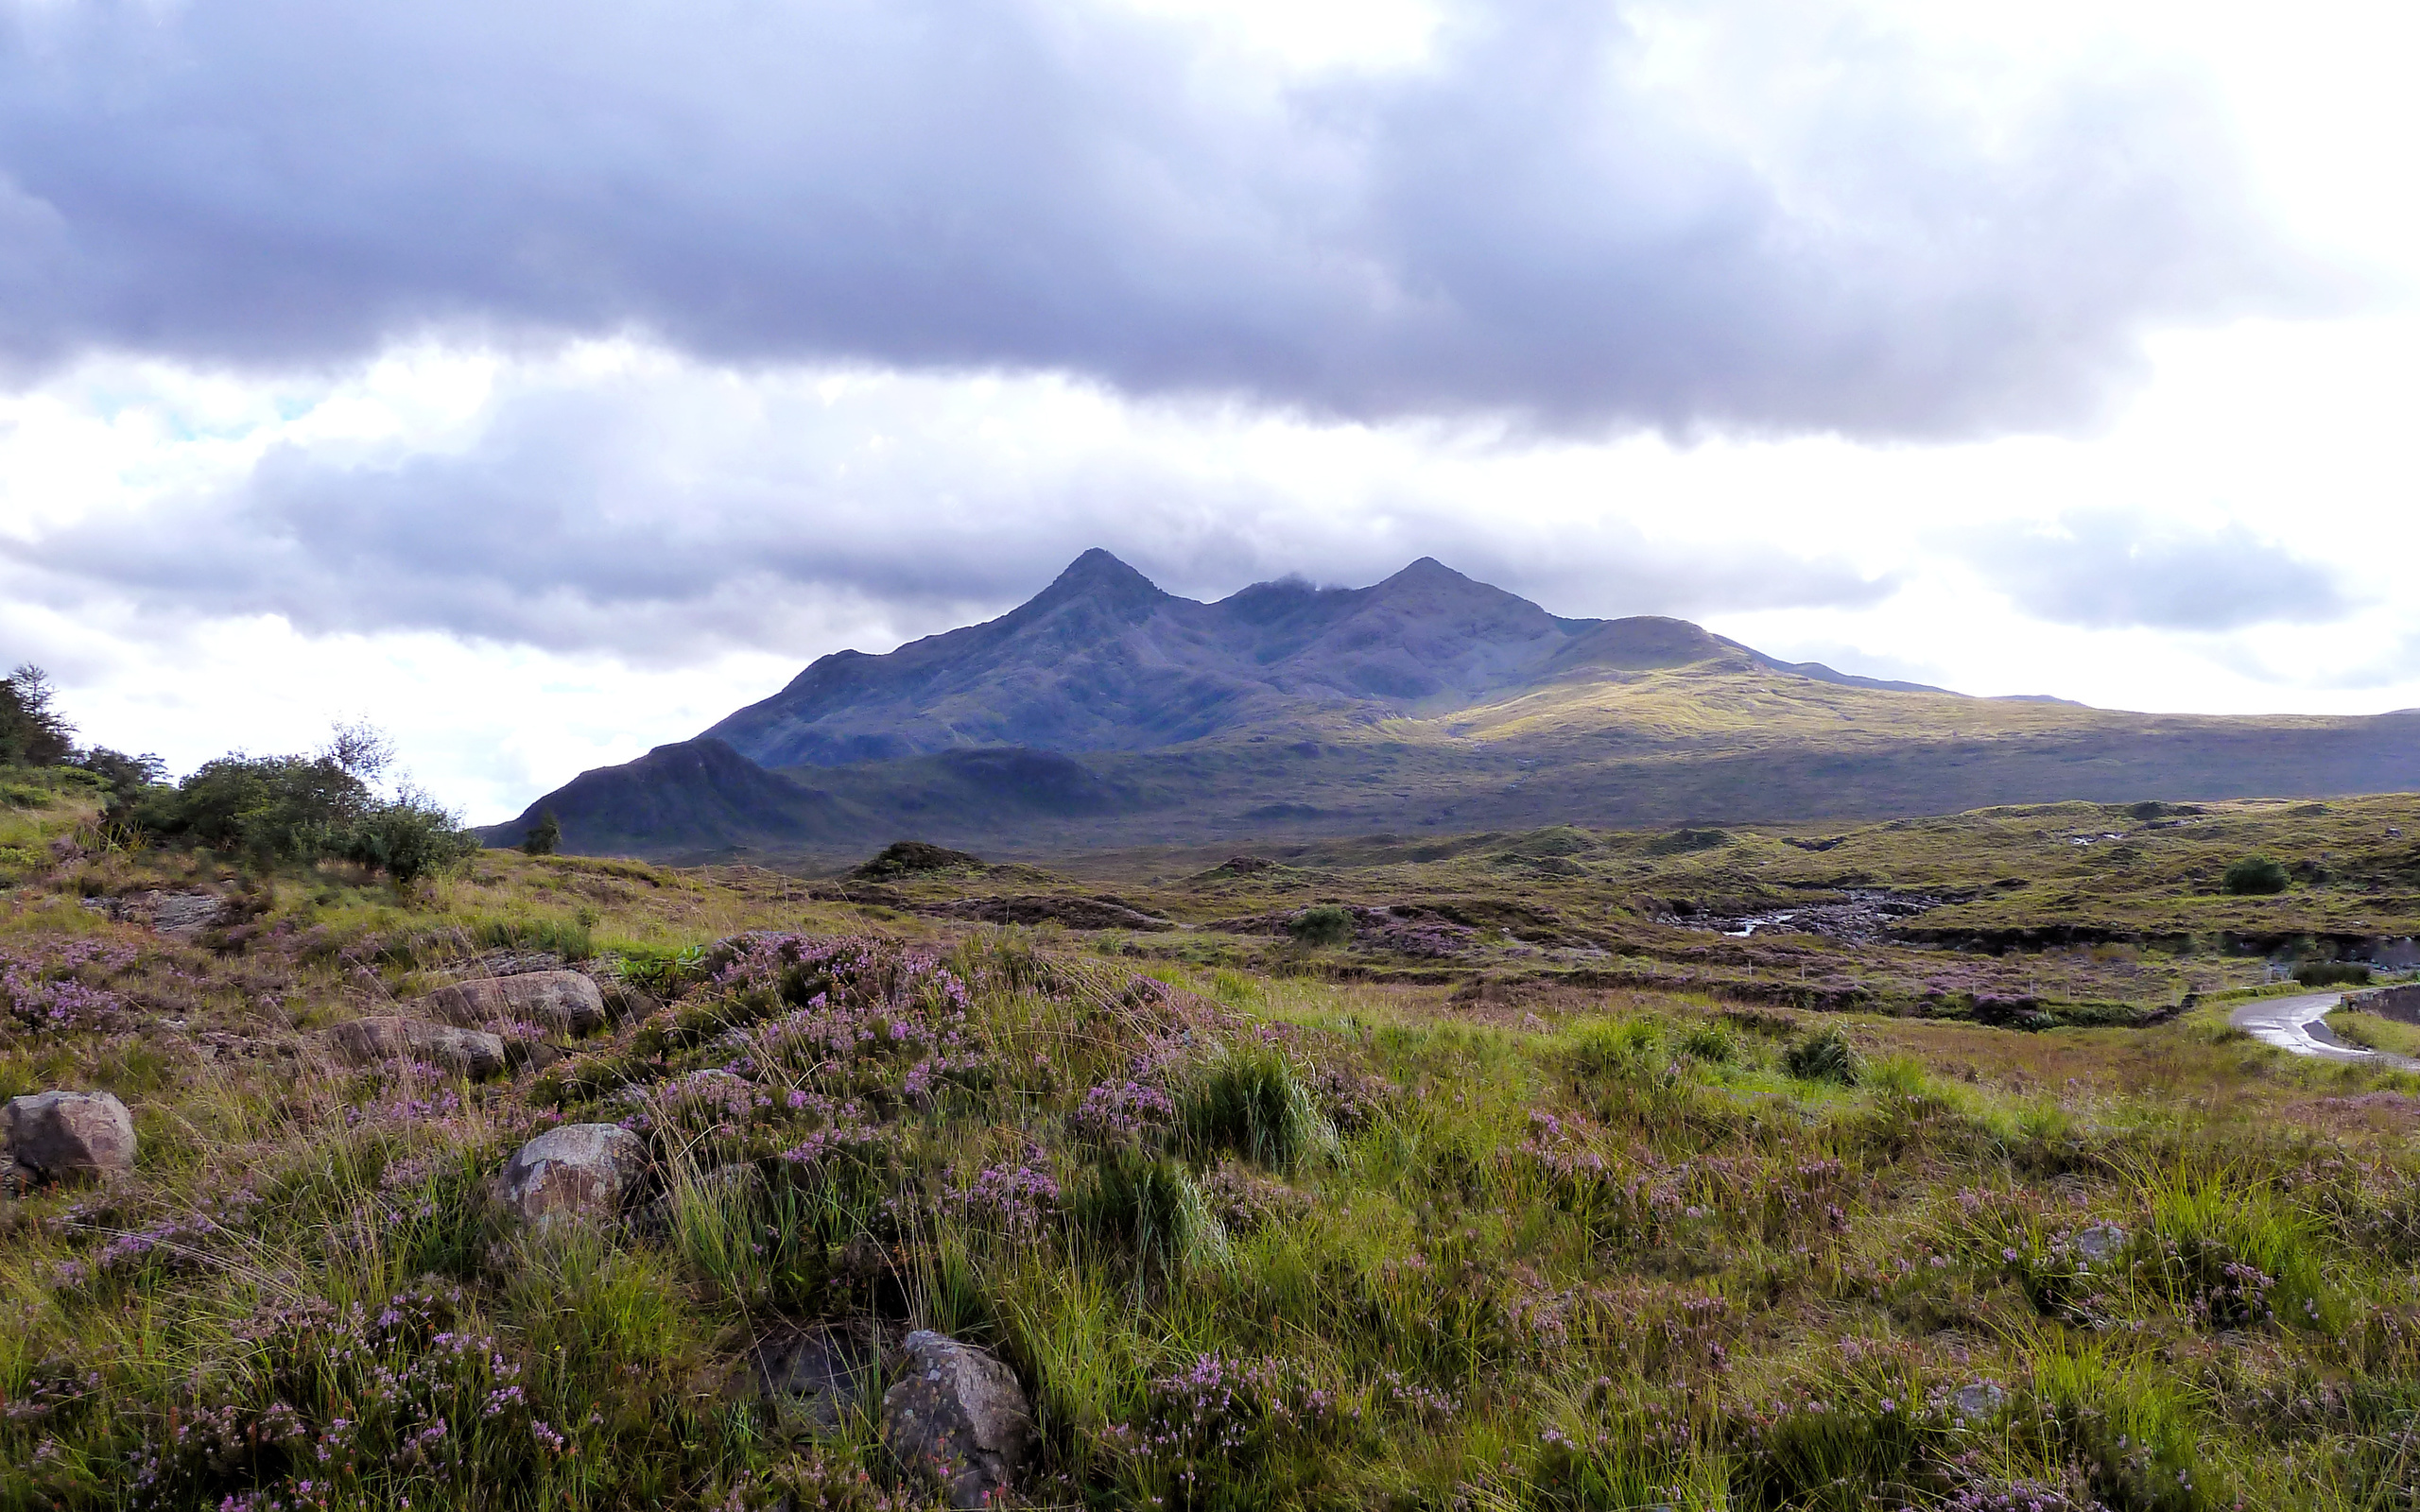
0, 0, 2412, 821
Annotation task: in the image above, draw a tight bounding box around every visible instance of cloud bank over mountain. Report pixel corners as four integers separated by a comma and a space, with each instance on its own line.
0, 0, 2410, 821
0, 0, 2321, 436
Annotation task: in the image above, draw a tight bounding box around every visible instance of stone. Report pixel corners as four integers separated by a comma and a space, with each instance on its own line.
421, 971, 607, 1038
881, 1331, 1034, 1509
118, 889, 227, 938
1952, 1382, 2008, 1419
2075, 1223, 2126, 1263
746, 1323, 880, 1435
601, 983, 664, 1024
495, 1124, 648, 1228
505, 1039, 569, 1074
4, 1091, 137, 1185
327, 1016, 508, 1078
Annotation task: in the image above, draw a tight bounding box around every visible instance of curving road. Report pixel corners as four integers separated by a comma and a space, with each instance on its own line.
2229, 990, 2420, 1071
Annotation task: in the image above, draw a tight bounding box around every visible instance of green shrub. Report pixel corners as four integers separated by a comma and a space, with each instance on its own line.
2221, 855, 2290, 895
617, 943, 709, 998
1180, 1041, 1335, 1170
1679, 1022, 1738, 1063
130, 723, 474, 881
1784, 1025, 1863, 1085
138, 751, 372, 858
2290, 959, 2371, 988
1287, 904, 1354, 947
343, 790, 481, 884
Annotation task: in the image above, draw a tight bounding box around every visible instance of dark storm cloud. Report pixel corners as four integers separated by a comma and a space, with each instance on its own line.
0, 0, 2323, 436
1973, 512, 2351, 631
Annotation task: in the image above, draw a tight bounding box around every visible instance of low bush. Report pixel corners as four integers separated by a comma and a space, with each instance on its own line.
1287, 905, 1354, 947
2221, 855, 2290, 895
2290, 959, 2371, 988
1784, 1024, 1863, 1085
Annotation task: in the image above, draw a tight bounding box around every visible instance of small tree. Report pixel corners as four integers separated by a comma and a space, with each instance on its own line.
2222, 855, 2290, 896
0, 664, 75, 767
523, 809, 562, 856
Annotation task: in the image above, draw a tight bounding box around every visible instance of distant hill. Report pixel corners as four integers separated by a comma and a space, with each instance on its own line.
480, 551, 2420, 860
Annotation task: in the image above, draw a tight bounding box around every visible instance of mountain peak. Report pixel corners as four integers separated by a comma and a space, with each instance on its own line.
1388, 556, 1465, 583
1028, 548, 1171, 612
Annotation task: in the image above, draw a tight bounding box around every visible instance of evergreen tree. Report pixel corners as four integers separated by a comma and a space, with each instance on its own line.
523, 809, 562, 856
0, 664, 75, 767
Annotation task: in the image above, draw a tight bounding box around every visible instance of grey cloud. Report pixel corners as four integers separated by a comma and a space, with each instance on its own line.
0, 0, 2327, 437
1972, 512, 2351, 631
5, 370, 1898, 659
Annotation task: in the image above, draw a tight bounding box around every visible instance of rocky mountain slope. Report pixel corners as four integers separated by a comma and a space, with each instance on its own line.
483, 552, 2420, 861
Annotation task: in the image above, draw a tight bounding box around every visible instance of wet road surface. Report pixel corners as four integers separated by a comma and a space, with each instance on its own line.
2228, 990, 2419, 1071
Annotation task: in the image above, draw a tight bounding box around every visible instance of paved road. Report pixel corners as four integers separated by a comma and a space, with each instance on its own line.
2229, 990, 2420, 1070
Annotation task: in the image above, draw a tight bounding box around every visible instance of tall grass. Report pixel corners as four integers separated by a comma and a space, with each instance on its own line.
9, 825, 2420, 1510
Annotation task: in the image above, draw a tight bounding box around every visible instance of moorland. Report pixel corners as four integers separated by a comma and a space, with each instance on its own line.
9, 723, 2420, 1511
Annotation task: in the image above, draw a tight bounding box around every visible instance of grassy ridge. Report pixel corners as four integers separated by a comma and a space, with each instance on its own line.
6, 801, 2420, 1510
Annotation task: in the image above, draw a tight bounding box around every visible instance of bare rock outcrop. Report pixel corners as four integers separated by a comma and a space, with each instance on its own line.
881, 1331, 1034, 1508
422, 971, 607, 1037
327, 1016, 508, 1078
494, 1123, 648, 1228
4, 1091, 137, 1186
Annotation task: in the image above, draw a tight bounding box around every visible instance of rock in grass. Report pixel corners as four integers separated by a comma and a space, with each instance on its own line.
327, 1015, 508, 1079
1952, 1381, 2008, 1419
747, 1322, 880, 1435
881, 1331, 1033, 1509
2074, 1223, 2126, 1263
422, 971, 607, 1037
4, 1091, 136, 1186
495, 1123, 648, 1228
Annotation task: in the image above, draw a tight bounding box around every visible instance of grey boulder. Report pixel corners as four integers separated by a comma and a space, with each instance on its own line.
4, 1091, 137, 1185
496, 1123, 648, 1228
327, 1016, 507, 1079
422, 971, 607, 1037
881, 1331, 1033, 1508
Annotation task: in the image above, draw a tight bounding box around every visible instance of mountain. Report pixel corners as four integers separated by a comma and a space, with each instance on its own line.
481, 551, 2420, 860
700, 550, 1935, 768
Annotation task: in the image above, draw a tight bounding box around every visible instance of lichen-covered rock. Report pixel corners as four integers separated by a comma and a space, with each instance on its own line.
421, 971, 607, 1037
881, 1331, 1033, 1508
4, 1091, 136, 1185
327, 1016, 508, 1078
495, 1123, 648, 1228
